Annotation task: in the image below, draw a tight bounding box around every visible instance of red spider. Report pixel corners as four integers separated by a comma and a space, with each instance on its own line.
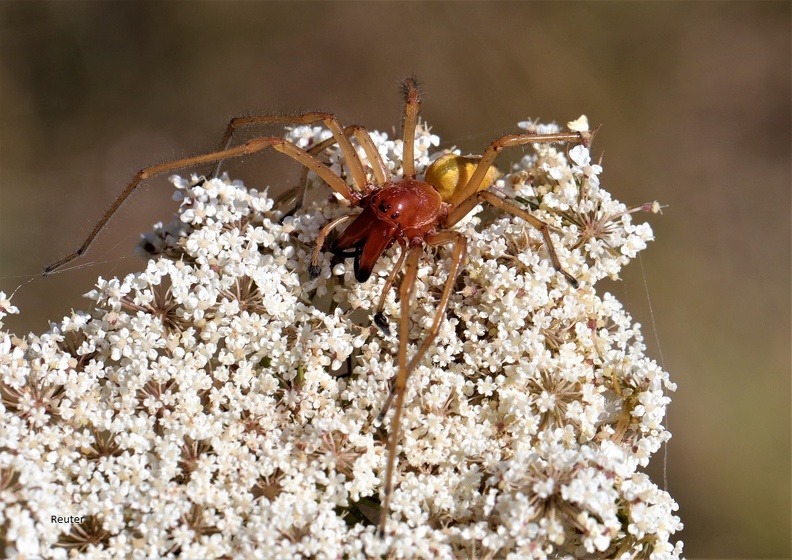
44, 78, 590, 535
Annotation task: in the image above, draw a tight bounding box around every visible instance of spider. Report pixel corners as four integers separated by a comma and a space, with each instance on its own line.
44, 78, 590, 535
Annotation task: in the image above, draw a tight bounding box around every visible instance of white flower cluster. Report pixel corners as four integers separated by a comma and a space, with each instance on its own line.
0, 120, 682, 559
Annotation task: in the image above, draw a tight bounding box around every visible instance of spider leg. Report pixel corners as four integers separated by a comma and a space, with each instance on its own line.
211, 113, 369, 193
447, 129, 592, 207
350, 125, 388, 186
378, 231, 466, 536
273, 126, 356, 215
373, 240, 409, 335
308, 215, 354, 277
399, 77, 422, 179
43, 137, 354, 276
447, 190, 578, 288
277, 124, 388, 217
377, 244, 420, 536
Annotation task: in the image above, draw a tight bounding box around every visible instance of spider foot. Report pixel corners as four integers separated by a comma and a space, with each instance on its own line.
378, 390, 396, 424
560, 269, 579, 289
374, 312, 390, 335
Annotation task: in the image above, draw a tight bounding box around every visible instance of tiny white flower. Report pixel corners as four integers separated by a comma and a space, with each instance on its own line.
566, 115, 590, 132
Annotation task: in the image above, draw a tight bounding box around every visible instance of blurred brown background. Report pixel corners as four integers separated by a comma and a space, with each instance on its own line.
1, 2, 789, 557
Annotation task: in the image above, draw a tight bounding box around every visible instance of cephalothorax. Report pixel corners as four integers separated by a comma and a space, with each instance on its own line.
331, 178, 444, 283
44, 78, 590, 535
